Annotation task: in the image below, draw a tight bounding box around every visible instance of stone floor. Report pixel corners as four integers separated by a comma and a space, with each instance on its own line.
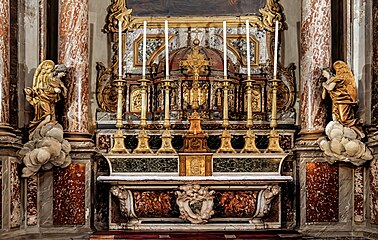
90, 230, 303, 240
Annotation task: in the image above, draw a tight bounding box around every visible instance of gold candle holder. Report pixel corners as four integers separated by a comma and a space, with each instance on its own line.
157, 77, 176, 154
133, 78, 153, 154
265, 78, 284, 153
217, 77, 236, 153
241, 77, 260, 153
110, 76, 129, 154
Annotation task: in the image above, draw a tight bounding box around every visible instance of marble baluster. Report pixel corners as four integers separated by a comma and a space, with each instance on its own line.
58, 0, 91, 141
299, 0, 331, 139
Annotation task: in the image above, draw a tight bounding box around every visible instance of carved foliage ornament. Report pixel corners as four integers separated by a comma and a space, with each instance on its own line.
176, 184, 215, 224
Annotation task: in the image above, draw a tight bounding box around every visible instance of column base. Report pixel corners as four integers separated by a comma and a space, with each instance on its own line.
64, 131, 93, 142
297, 129, 324, 141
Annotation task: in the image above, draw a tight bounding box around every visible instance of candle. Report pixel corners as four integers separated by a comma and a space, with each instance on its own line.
223, 21, 227, 77
165, 20, 169, 77
246, 19, 250, 77
273, 20, 279, 78
142, 21, 147, 77
118, 19, 123, 77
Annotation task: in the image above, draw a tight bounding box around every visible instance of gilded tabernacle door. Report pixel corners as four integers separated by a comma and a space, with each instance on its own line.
95, 0, 296, 231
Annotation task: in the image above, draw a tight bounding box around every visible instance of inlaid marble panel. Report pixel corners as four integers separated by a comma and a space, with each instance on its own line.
306, 162, 338, 222
27, 175, 38, 226
53, 164, 85, 225
213, 191, 258, 218
10, 161, 21, 228
98, 134, 111, 152
213, 158, 281, 172
354, 167, 364, 223
133, 191, 179, 218
110, 158, 178, 173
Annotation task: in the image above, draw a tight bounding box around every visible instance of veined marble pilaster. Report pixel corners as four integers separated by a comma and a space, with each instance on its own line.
0, 0, 10, 127
370, 158, 378, 224
299, 0, 331, 137
354, 167, 364, 223
58, 0, 90, 139
26, 175, 38, 226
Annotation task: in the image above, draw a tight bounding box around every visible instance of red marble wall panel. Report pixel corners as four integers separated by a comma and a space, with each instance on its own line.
306, 162, 338, 222
58, 0, 90, 133
10, 161, 21, 228
53, 164, 85, 225
300, 0, 331, 133
27, 175, 38, 226
0, 0, 10, 124
354, 167, 364, 223
370, 159, 378, 224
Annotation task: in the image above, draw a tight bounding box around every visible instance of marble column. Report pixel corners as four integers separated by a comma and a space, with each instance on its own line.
53, 0, 94, 233
372, 1, 378, 125
0, 0, 14, 136
299, 0, 331, 139
58, 0, 91, 141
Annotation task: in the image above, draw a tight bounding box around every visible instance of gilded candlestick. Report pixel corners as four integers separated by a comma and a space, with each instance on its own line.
217, 76, 236, 153
133, 78, 153, 154
241, 76, 260, 153
265, 78, 284, 153
110, 76, 129, 154
157, 77, 176, 154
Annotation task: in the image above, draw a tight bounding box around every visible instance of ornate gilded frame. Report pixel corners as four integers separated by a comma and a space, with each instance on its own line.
97, 0, 296, 114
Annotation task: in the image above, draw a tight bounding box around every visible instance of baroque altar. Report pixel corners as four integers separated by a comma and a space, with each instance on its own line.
95, 0, 296, 231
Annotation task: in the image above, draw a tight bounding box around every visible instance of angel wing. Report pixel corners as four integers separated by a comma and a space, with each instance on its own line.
333, 60, 357, 102
32, 60, 55, 89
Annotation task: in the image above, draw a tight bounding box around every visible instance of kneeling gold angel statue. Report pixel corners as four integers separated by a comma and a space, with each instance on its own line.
19, 60, 71, 177
319, 60, 372, 166
24, 60, 68, 134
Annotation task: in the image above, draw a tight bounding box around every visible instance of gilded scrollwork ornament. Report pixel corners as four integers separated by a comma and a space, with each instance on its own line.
103, 0, 133, 33
259, 0, 287, 31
